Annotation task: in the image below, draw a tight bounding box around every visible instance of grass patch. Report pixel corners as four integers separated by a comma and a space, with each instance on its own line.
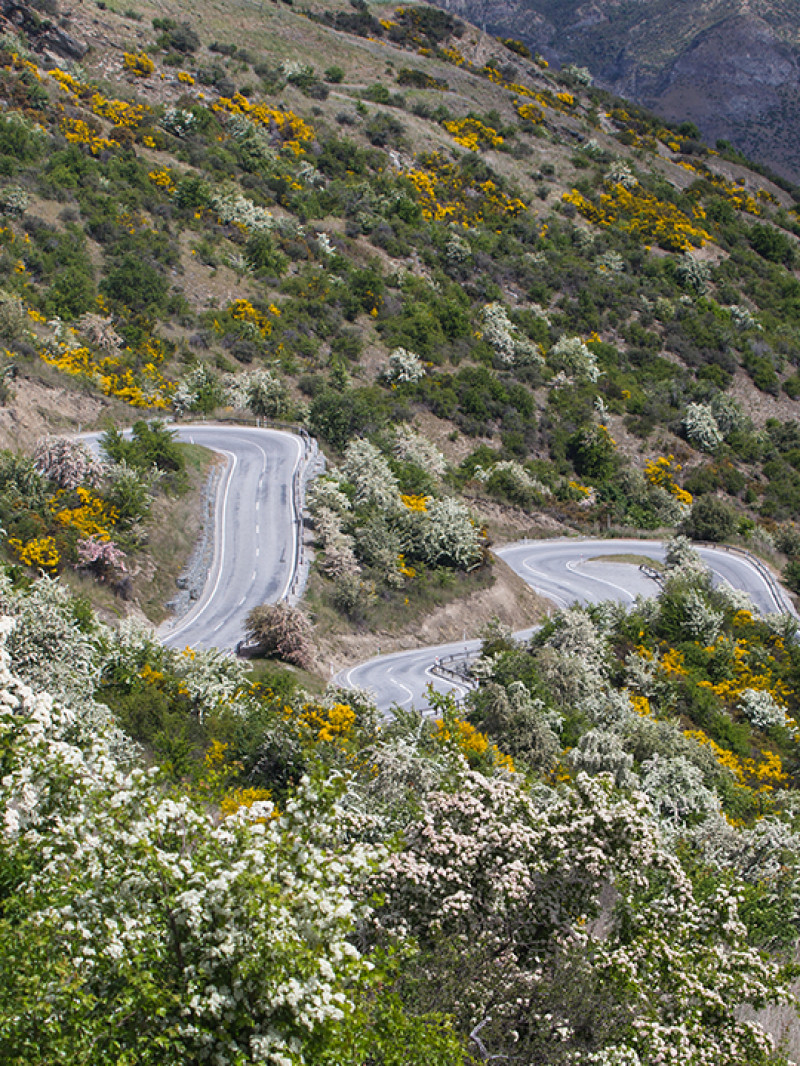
307, 561, 497, 638
138, 442, 218, 623
244, 658, 326, 699
589, 553, 665, 570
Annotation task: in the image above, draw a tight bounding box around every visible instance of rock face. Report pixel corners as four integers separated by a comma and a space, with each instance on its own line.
1, 0, 87, 61
433, 0, 800, 181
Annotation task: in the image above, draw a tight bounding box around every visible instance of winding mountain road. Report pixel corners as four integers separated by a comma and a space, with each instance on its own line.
160, 425, 305, 651
87, 424, 307, 651
340, 539, 795, 714
89, 425, 796, 711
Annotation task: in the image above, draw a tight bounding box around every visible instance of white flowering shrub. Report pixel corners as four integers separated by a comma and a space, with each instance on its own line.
692, 813, 800, 892
470, 679, 561, 771
0, 577, 134, 758
676, 253, 711, 295
355, 731, 449, 827
738, 687, 787, 731
226, 367, 289, 419
475, 459, 551, 504
481, 301, 515, 362
544, 607, 607, 673
481, 302, 543, 366
78, 312, 123, 352
341, 438, 399, 511
0, 625, 387, 1062
625, 646, 660, 697
604, 161, 637, 189
227, 114, 279, 160
728, 304, 760, 331
161, 106, 197, 137
306, 474, 351, 516
316, 231, 336, 256
663, 536, 713, 589
416, 495, 481, 570
172, 362, 222, 415
569, 728, 635, 788
210, 187, 281, 235
0, 288, 26, 340
0, 183, 29, 217
33, 435, 105, 490
562, 63, 593, 86
710, 392, 746, 436
314, 506, 360, 578
682, 587, 724, 643
282, 59, 314, 81
579, 137, 604, 158
173, 646, 249, 721
664, 535, 705, 575
392, 424, 447, 479
641, 754, 721, 826
714, 580, 754, 614
444, 228, 471, 266
384, 346, 425, 385
371, 769, 787, 1064
595, 249, 625, 273
548, 335, 601, 382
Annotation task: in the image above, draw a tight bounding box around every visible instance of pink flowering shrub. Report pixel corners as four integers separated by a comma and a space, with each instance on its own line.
33, 435, 105, 490
76, 535, 127, 576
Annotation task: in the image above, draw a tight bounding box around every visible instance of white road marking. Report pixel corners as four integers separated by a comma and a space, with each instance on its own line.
166, 448, 238, 643
390, 677, 414, 705
520, 557, 570, 608
565, 559, 635, 602
424, 664, 469, 699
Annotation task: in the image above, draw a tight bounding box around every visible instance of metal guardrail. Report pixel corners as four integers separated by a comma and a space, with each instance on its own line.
697, 541, 797, 618
284, 428, 324, 604
639, 563, 664, 585
430, 652, 479, 690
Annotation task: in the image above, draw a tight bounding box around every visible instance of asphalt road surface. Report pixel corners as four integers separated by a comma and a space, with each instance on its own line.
84, 425, 795, 706
86, 424, 303, 651
339, 538, 794, 714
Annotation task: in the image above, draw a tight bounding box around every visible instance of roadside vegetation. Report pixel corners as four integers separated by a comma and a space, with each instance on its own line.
3, 3, 800, 1061
4, 535, 800, 1064
0, 0, 799, 623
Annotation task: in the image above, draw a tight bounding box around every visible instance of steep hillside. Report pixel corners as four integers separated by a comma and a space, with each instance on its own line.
2, 0, 800, 635
437, 0, 800, 181
3, 5, 800, 1065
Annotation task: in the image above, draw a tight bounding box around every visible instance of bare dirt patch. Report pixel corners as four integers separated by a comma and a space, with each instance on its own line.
0, 373, 131, 453
312, 554, 552, 674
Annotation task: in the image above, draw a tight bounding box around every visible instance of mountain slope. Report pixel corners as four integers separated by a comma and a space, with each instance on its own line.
2, 0, 800, 635
437, 0, 800, 180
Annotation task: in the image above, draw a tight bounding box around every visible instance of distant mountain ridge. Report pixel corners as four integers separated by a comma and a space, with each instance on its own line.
434, 0, 800, 180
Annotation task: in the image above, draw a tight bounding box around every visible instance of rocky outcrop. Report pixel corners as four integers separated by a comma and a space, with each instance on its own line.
1, 0, 87, 61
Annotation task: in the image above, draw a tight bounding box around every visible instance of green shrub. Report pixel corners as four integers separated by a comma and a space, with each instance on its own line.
101, 255, 168, 312
680, 495, 737, 542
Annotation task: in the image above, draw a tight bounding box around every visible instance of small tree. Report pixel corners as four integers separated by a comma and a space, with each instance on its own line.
680, 495, 736, 543
244, 602, 314, 669
33, 436, 105, 490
